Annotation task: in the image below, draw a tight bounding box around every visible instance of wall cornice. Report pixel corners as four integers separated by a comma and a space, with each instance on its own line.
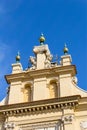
5, 65, 76, 84
75, 97, 87, 111
0, 95, 80, 116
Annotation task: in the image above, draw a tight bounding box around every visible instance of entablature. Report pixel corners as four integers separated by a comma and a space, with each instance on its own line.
5, 65, 76, 84
75, 97, 87, 111
0, 95, 80, 116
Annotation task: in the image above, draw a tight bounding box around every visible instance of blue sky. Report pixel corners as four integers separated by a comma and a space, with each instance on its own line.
0, 0, 87, 101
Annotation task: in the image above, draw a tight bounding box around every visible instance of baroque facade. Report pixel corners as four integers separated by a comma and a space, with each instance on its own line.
0, 34, 87, 130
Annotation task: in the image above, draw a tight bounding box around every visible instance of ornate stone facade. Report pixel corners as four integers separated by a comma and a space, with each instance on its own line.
0, 35, 87, 130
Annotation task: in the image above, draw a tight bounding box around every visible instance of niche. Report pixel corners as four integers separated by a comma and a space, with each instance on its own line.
23, 84, 31, 102
49, 80, 58, 98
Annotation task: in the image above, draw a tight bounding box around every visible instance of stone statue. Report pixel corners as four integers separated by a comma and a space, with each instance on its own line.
29, 56, 36, 69
45, 54, 53, 68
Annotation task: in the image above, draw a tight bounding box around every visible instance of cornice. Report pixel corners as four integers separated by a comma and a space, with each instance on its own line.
5, 65, 76, 84
75, 97, 87, 111
0, 95, 80, 116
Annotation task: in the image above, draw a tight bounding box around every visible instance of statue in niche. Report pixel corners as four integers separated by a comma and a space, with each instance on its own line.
29, 56, 36, 69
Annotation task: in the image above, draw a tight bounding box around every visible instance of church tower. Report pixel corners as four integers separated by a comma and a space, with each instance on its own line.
0, 34, 87, 130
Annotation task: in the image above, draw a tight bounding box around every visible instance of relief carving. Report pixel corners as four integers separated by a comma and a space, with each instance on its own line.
29, 56, 36, 70
80, 121, 87, 129
72, 76, 78, 85
45, 54, 53, 68
62, 115, 74, 123
4, 122, 15, 129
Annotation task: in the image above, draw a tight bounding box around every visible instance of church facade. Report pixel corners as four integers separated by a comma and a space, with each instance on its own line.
0, 34, 87, 130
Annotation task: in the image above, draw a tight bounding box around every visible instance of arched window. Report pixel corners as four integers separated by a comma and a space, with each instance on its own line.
49, 81, 58, 98
24, 84, 31, 102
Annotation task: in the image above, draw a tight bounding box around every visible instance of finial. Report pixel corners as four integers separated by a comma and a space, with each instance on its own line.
39, 33, 45, 45
63, 43, 69, 55
16, 51, 20, 62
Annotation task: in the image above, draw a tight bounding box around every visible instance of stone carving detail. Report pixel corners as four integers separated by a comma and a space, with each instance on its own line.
4, 122, 15, 129
45, 54, 53, 68
80, 121, 87, 129
33, 44, 49, 54
29, 56, 36, 69
72, 76, 78, 85
33, 44, 53, 68
64, 115, 73, 122
62, 115, 74, 123
44, 45, 53, 68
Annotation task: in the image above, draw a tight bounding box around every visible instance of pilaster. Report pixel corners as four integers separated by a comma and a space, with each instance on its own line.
62, 109, 75, 130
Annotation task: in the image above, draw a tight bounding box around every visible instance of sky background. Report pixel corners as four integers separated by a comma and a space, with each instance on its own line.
0, 0, 87, 101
